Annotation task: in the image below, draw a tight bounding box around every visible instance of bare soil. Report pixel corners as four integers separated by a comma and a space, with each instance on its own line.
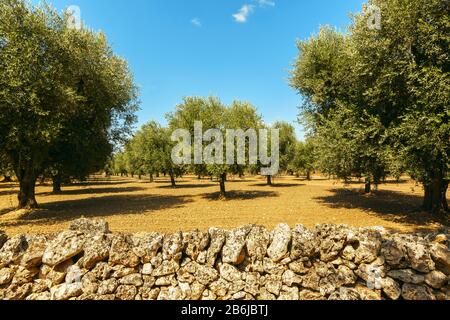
0, 175, 448, 235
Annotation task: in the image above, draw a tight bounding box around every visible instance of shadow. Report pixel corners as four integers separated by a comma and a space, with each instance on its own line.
0, 189, 17, 196
37, 187, 146, 196
202, 190, 279, 201
156, 184, 216, 190
0, 194, 193, 229
249, 183, 304, 188
315, 189, 450, 228
0, 207, 17, 217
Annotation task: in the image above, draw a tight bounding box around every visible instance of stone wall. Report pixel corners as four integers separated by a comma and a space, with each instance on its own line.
0, 219, 449, 300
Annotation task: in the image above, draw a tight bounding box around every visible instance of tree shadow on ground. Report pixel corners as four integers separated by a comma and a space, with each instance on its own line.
0, 189, 17, 196
156, 184, 216, 190
73, 180, 133, 187
249, 183, 305, 188
0, 194, 193, 229
37, 187, 146, 196
314, 189, 450, 229
202, 190, 279, 201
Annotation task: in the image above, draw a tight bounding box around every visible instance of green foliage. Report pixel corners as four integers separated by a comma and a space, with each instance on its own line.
291, 0, 449, 210
0, 0, 138, 207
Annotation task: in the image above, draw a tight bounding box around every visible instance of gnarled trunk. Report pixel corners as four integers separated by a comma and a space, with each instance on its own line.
18, 169, 38, 209
52, 174, 62, 193
423, 176, 449, 214
365, 177, 371, 194
219, 173, 227, 199
170, 173, 176, 188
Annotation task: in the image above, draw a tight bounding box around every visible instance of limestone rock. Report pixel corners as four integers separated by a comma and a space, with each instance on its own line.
97, 279, 118, 295
153, 260, 180, 277
120, 273, 143, 287
20, 235, 47, 268
116, 285, 137, 300
328, 287, 360, 300
183, 230, 209, 261
430, 243, 450, 275
3, 283, 32, 300
402, 283, 435, 300
219, 263, 242, 282
381, 277, 401, 300
299, 290, 326, 300
381, 237, 409, 268
354, 230, 382, 264
302, 269, 321, 292
42, 231, 85, 267
406, 242, 435, 273
109, 234, 140, 268
246, 226, 270, 262
0, 235, 28, 267
291, 225, 317, 259
69, 218, 109, 235
158, 286, 185, 300
257, 288, 276, 300
282, 270, 302, 286
194, 265, 219, 286
162, 232, 183, 262
206, 228, 226, 267
50, 283, 83, 300
132, 232, 164, 263
222, 226, 252, 265
81, 235, 111, 269
26, 292, 51, 300
424, 270, 448, 289
267, 224, 291, 262
387, 269, 425, 285
288, 259, 311, 275
0, 267, 14, 285
317, 225, 347, 262
278, 285, 299, 300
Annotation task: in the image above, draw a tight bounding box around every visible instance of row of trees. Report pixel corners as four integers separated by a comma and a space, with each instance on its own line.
111, 97, 315, 198
290, 0, 449, 213
0, 0, 138, 208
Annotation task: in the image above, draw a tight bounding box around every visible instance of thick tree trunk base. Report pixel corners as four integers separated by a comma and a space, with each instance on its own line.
267, 176, 273, 186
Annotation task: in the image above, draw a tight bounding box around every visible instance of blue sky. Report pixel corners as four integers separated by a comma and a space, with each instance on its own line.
36, 0, 366, 139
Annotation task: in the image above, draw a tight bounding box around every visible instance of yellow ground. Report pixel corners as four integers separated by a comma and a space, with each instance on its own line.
0, 176, 448, 235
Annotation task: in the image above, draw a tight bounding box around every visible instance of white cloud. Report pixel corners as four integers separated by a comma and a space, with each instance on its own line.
232, 4, 254, 23
232, 1, 275, 23
190, 18, 202, 27
257, 0, 275, 7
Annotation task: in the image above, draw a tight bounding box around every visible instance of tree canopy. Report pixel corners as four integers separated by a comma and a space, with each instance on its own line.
0, 0, 138, 208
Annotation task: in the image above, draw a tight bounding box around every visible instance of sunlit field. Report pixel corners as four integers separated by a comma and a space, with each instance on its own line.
0, 175, 448, 236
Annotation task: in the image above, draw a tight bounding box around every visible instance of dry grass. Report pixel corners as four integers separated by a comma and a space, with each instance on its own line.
0, 175, 448, 235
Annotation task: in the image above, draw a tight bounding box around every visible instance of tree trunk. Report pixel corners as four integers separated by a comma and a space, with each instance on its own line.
267, 175, 272, 186
365, 177, 371, 194
2, 175, 12, 182
18, 170, 38, 209
149, 173, 154, 183
138, 174, 142, 180
423, 177, 448, 214
52, 174, 62, 194
306, 171, 311, 181
170, 173, 176, 188
219, 173, 226, 199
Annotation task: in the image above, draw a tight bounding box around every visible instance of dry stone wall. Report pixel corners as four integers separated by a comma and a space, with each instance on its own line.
0, 219, 449, 300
